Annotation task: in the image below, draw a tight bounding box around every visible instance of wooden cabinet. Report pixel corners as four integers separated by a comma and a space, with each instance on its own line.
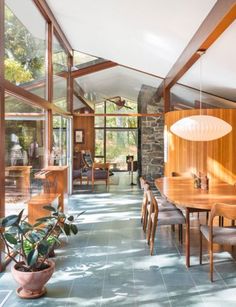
28, 193, 60, 225
35, 166, 68, 211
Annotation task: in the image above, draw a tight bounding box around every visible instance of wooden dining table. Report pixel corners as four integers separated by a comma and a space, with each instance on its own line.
155, 176, 236, 267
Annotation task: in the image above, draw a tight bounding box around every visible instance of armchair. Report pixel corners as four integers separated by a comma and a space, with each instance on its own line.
86, 162, 110, 191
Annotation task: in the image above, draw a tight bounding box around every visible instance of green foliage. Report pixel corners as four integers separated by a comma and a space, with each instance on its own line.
0, 206, 84, 271
5, 6, 45, 84
5, 58, 32, 84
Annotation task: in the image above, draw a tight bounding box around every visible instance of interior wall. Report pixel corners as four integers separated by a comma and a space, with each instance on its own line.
138, 85, 164, 182
165, 109, 236, 184
73, 115, 95, 169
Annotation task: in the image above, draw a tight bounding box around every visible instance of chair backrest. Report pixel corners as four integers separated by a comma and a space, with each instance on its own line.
140, 177, 146, 189
210, 203, 236, 224
146, 189, 158, 215
81, 150, 93, 168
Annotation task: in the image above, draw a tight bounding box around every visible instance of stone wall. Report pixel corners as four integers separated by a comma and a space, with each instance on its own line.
137, 85, 164, 182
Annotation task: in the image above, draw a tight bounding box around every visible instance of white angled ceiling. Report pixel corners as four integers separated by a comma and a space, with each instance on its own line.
75, 66, 162, 102
46, 0, 217, 77
179, 20, 236, 102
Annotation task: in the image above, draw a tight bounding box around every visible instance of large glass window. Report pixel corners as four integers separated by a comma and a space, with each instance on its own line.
52, 114, 68, 166
53, 36, 68, 111
5, 0, 47, 98
106, 130, 138, 170
94, 98, 138, 170
5, 94, 46, 216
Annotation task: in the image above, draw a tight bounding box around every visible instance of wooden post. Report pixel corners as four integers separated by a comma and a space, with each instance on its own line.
0, 0, 5, 271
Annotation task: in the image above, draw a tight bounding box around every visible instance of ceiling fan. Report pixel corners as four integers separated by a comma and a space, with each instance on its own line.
105, 96, 133, 110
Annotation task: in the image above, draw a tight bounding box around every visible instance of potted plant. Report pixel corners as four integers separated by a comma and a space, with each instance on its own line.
0, 205, 83, 299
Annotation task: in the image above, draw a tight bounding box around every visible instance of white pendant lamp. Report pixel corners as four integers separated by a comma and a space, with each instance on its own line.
170, 115, 232, 141
170, 51, 232, 141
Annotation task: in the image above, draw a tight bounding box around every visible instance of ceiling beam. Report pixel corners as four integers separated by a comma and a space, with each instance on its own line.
157, 0, 236, 104
71, 61, 118, 78
73, 113, 162, 117
73, 91, 94, 113
33, 0, 73, 56
5, 80, 70, 117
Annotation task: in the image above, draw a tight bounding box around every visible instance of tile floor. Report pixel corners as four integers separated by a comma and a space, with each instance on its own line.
1, 173, 236, 306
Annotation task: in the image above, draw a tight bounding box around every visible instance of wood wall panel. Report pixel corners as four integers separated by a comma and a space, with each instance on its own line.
73, 115, 95, 155
165, 109, 236, 184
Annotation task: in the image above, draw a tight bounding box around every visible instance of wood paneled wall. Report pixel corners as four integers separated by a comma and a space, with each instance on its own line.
165, 109, 236, 184
73, 115, 95, 155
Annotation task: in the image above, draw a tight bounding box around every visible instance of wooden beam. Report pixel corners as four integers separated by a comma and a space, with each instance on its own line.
73, 113, 162, 117
67, 55, 73, 113
33, 0, 73, 56
73, 92, 94, 113
47, 22, 53, 102
163, 82, 170, 113
71, 61, 118, 78
4, 80, 70, 116
157, 0, 236, 99
0, 0, 4, 271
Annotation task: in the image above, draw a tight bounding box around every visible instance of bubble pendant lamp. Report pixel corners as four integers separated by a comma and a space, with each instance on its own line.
170, 51, 232, 141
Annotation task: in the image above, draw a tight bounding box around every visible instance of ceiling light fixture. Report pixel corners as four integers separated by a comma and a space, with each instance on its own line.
170, 50, 232, 141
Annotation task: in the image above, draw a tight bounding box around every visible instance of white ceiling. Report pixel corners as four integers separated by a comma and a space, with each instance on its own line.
75, 66, 162, 102
6, 0, 46, 40
45, 0, 236, 105
179, 20, 236, 102
46, 0, 216, 77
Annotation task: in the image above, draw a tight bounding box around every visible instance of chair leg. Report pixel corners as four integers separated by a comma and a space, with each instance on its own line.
209, 241, 214, 282
143, 209, 148, 233
147, 218, 152, 245
150, 219, 157, 255
199, 231, 202, 265
171, 225, 175, 232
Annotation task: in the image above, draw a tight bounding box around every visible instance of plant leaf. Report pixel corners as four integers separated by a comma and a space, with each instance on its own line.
38, 241, 50, 256
76, 211, 86, 219
27, 249, 39, 266
71, 224, 78, 235
16, 209, 24, 224
63, 223, 71, 236
35, 216, 55, 222
4, 233, 18, 245
43, 205, 56, 212
2, 215, 19, 227
67, 215, 74, 222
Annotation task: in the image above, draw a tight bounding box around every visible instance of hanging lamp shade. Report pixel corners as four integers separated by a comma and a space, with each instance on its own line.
170, 115, 232, 141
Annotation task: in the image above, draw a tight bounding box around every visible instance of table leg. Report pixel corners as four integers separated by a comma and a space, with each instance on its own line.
186, 207, 190, 267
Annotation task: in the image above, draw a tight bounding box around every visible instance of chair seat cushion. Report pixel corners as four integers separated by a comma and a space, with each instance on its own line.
155, 197, 177, 211
200, 225, 236, 245
87, 169, 108, 180
151, 210, 185, 225
73, 169, 82, 180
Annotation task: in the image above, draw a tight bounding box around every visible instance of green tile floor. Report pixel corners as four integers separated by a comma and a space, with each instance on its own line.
1, 173, 236, 306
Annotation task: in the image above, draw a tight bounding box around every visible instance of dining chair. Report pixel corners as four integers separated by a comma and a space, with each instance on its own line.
140, 178, 178, 233
140, 177, 147, 225
199, 202, 236, 282
146, 189, 186, 255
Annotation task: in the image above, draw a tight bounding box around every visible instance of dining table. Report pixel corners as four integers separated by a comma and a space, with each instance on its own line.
155, 176, 236, 267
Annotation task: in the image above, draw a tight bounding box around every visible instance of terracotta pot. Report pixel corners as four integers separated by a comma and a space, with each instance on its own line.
11, 259, 55, 299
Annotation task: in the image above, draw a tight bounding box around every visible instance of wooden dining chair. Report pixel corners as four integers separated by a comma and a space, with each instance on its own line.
199, 202, 236, 282
140, 177, 147, 225
140, 178, 179, 233
146, 189, 186, 255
